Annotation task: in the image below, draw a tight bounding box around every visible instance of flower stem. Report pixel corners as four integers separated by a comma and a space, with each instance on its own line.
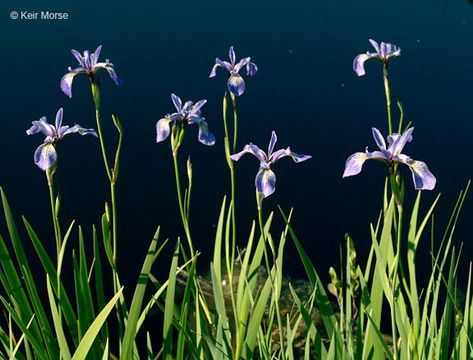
46, 167, 61, 259
383, 63, 393, 135
231, 93, 238, 153
171, 126, 194, 257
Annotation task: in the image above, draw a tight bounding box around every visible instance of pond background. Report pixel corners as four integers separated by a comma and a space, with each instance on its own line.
1, 0, 473, 311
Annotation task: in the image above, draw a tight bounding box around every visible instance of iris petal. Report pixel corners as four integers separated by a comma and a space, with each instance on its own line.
34, 142, 57, 170
230, 143, 266, 162
353, 53, 375, 77
60, 67, 86, 98
268, 131, 277, 155
394, 155, 436, 190
343, 152, 368, 177
255, 168, 276, 198
372, 128, 386, 150
227, 73, 245, 96
197, 120, 216, 146
156, 118, 173, 143
246, 61, 258, 76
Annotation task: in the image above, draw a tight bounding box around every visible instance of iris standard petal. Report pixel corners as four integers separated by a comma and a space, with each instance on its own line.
255, 168, 276, 198
156, 118, 173, 143
192, 99, 207, 113
60, 125, 98, 137
34, 142, 57, 170
372, 127, 386, 150
60, 67, 86, 98
343, 152, 368, 177
92, 45, 102, 66
288, 150, 312, 163
71, 49, 85, 66
246, 61, 258, 76
268, 131, 277, 155
353, 53, 375, 77
369, 39, 381, 55
229, 46, 236, 65
197, 120, 216, 146
171, 94, 182, 112
55, 108, 63, 130
227, 73, 245, 96
234, 57, 251, 73
389, 127, 414, 155
269, 148, 291, 163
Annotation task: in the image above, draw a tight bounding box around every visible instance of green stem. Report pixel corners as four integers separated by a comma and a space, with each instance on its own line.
383, 63, 393, 135
171, 126, 194, 257
46, 168, 61, 259
231, 93, 238, 153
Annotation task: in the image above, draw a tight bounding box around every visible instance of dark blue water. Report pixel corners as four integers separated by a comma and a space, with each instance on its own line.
1, 0, 473, 304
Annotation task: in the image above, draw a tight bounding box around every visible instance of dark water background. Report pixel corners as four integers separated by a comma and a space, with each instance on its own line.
1, 0, 473, 337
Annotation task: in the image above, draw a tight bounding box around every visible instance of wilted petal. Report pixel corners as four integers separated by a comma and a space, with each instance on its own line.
34, 141, 57, 170
197, 120, 216, 146
246, 61, 258, 76
353, 53, 376, 76
255, 167, 276, 198
156, 117, 173, 143
372, 127, 386, 150
230, 143, 267, 162
60, 67, 86, 98
343, 152, 368, 177
227, 73, 245, 96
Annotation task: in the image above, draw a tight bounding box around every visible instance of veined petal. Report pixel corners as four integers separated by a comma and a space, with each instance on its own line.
156, 118, 173, 143
92, 45, 102, 67
34, 142, 57, 170
343, 152, 368, 177
246, 61, 258, 76
171, 94, 182, 112
402, 159, 436, 190
102, 63, 122, 85
60, 125, 98, 138
55, 108, 63, 130
288, 150, 312, 163
26, 117, 55, 137
371, 127, 386, 150
369, 39, 381, 55
234, 57, 250, 73
270, 147, 311, 164
255, 168, 276, 198
268, 131, 277, 155
230, 143, 267, 162
389, 127, 414, 155
197, 120, 216, 146
353, 53, 376, 76
71, 49, 85, 66
60, 67, 86, 98
229, 46, 236, 65
209, 58, 232, 77
192, 99, 207, 113
227, 73, 245, 96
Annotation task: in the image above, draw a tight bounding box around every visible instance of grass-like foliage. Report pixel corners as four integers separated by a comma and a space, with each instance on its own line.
0, 40, 472, 360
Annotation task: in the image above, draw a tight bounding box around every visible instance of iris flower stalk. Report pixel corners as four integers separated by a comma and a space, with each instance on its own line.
26, 107, 98, 258
210, 47, 258, 296
61, 45, 124, 335
354, 39, 401, 135
61, 45, 123, 271
156, 94, 215, 257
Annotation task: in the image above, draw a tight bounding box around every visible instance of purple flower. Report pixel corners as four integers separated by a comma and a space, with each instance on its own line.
60, 45, 122, 98
156, 94, 215, 146
230, 131, 311, 197
353, 39, 401, 76
343, 127, 436, 190
26, 108, 98, 170
209, 46, 258, 96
